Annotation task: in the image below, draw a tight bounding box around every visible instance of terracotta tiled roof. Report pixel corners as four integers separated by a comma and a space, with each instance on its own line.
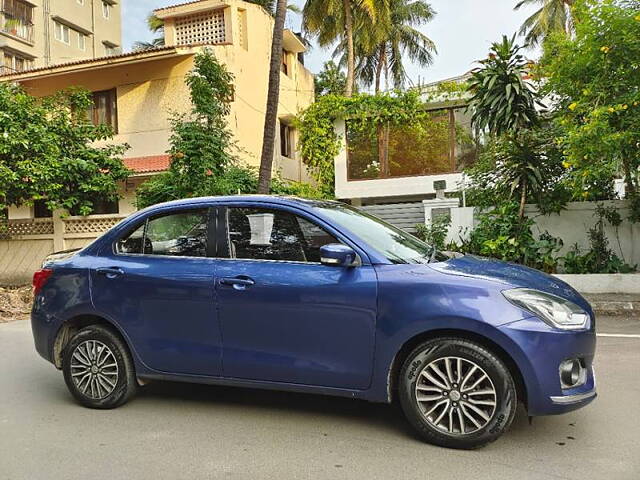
124, 155, 171, 174
0, 46, 183, 79
154, 0, 210, 13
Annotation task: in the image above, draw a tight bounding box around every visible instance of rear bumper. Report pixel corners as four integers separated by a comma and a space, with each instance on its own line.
499, 317, 597, 416
31, 302, 56, 364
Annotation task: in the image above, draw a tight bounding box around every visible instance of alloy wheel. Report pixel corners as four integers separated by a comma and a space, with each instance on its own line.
414, 356, 497, 435
70, 340, 119, 399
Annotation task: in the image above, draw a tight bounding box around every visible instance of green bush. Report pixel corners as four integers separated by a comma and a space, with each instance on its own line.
414, 216, 451, 250
459, 202, 563, 273
561, 205, 636, 273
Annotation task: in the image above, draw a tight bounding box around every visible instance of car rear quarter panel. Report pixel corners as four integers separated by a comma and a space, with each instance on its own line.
31, 256, 94, 362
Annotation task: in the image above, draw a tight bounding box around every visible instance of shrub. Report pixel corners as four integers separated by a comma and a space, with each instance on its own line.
459, 202, 563, 273
414, 216, 451, 250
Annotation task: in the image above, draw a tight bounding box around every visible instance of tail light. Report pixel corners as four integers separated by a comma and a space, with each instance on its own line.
33, 269, 53, 295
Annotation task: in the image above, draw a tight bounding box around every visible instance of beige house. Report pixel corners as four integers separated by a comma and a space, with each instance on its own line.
0, 0, 315, 284
1, 0, 122, 73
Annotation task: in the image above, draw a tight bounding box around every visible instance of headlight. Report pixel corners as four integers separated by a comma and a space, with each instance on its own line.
503, 288, 589, 330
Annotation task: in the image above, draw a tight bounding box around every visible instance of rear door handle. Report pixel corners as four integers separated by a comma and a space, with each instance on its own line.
219, 276, 255, 290
96, 267, 125, 278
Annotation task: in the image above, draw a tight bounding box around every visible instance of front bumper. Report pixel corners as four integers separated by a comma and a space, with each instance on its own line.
499, 316, 597, 416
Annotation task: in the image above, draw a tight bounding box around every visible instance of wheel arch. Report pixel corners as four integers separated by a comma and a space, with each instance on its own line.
52, 314, 131, 369
387, 328, 528, 409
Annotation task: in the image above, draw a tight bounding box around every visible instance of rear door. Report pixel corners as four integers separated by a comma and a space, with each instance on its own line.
90, 207, 222, 376
215, 204, 378, 390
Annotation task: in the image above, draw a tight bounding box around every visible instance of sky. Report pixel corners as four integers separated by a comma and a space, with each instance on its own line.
122, 0, 540, 85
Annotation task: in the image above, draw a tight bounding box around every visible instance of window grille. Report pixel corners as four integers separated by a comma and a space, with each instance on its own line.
175, 10, 226, 45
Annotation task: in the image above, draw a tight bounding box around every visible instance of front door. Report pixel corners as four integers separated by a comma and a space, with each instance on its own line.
90, 207, 222, 376
216, 205, 377, 390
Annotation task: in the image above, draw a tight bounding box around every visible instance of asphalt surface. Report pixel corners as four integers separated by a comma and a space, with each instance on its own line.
1, 317, 639, 480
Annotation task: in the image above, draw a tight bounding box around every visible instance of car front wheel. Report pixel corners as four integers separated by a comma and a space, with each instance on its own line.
398, 338, 517, 449
62, 325, 137, 409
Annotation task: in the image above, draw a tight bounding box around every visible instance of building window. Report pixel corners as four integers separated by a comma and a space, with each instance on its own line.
103, 43, 118, 56
280, 122, 293, 159
346, 108, 477, 180
1, 0, 34, 42
33, 200, 53, 219
89, 89, 118, 132
2, 50, 31, 72
54, 21, 70, 44
102, 1, 110, 19
281, 50, 289, 76
77, 32, 86, 50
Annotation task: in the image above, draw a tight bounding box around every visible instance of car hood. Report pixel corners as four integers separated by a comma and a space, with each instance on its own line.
428, 255, 591, 312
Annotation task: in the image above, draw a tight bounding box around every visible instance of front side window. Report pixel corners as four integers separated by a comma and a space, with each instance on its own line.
227, 207, 338, 263
89, 89, 118, 132
315, 202, 448, 264
116, 209, 209, 258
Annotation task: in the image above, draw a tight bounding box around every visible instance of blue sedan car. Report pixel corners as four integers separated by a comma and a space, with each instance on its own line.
31, 196, 596, 449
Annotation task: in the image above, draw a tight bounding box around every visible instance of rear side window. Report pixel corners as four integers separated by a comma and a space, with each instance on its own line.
116, 209, 209, 258
226, 207, 338, 262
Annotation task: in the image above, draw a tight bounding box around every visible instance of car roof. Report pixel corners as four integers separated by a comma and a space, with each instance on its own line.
148, 195, 342, 210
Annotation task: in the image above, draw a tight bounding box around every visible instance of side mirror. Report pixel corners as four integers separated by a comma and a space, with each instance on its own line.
320, 243, 359, 267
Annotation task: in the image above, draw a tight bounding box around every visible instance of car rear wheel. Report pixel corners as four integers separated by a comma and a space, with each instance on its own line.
62, 325, 137, 409
398, 338, 517, 449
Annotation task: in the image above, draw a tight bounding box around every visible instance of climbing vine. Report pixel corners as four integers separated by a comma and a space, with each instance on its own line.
296, 88, 466, 194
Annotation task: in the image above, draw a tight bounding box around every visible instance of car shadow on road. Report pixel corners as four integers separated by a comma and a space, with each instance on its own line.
136, 380, 535, 443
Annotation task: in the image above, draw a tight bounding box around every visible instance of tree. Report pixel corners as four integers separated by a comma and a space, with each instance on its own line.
256, 0, 288, 194
465, 125, 571, 215
315, 61, 348, 96
515, 0, 575, 46
136, 50, 237, 208
467, 36, 542, 137
540, 0, 640, 220
0, 84, 129, 216
133, 14, 165, 51
467, 35, 546, 218
334, 0, 436, 92
303, 0, 379, 96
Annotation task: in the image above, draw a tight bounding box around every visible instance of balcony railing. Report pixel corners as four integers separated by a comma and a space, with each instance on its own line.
1, 18, 34, 42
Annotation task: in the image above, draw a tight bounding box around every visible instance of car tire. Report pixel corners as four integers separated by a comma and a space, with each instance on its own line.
62, 325, 137, 409
398, 337, 517, 449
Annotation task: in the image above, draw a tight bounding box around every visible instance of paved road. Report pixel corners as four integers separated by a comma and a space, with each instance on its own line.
1, 318, 639, 480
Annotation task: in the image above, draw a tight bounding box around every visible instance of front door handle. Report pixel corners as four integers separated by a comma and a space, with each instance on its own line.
96, 267, 125, 278
219, 276, 255, 290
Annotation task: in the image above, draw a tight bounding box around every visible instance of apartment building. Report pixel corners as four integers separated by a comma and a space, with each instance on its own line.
0, 0, 121, 74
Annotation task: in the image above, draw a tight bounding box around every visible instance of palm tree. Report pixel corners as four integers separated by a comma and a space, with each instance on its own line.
132, 14, 165, 51
334, 0, 436, 92
257, 0, 288, 193
303, 0, 380, 96
515, 0, 575, 46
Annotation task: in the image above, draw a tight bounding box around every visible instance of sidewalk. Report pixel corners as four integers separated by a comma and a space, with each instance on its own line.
585, 294, 640, 317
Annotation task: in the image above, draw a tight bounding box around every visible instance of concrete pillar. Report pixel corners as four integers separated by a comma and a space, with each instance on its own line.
52, 209, 65, 252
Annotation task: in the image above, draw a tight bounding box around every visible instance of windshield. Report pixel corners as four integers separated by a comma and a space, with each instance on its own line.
315, 203, 449, 264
